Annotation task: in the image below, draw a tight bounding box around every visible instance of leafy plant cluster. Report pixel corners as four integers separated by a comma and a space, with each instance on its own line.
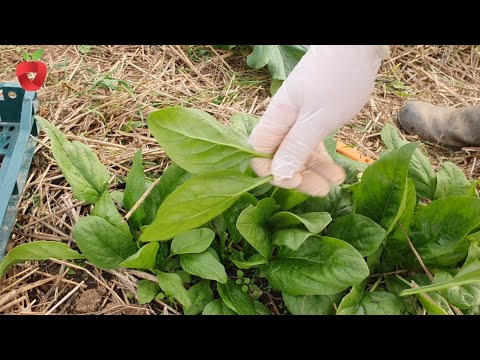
2, 108, 480, 315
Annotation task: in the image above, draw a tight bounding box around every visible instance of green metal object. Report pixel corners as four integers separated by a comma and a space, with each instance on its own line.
0, 82, 38, 259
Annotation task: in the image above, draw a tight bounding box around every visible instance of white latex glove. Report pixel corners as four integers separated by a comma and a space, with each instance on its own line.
248, 45, 390, 196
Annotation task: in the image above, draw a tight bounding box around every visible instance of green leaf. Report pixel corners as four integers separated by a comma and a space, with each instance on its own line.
246, 45, 309, 80
31, 49, 45, 61
217, 280, 255, 315
36, 116, 110, 204
236, 198, 277, 258
123, 150, 157, 228
381, 124, 436, 199
273, 188, 309, 211
147, 107, 269, 174
337, 286, 403, 315
0, 242, 84, 279
253, 301, 271, 315
386, 179, 417, 251
410, 197, 480, 259
283, 293, 342, 315
180, 249, 227, 283
465, 242, 480, 267
265, 236, 369, 296
327, 214, 386, 257
120, 242, 159, 269
171, 228, 215, 255
269, 212, 331, 234
401, 262, 480, 296
434, 162, 473, 199
140, 170, 271, 241
184, 281, 214, 315
137, 280, 160, 304
91, 191, 130, 237
296, 185, 353, 219
202, 299, 237, 315
410, 274, 453, 315
73, 216, 136, 269
270, 79, 283, 96
156, 163, 193, 207
22, 52, 31, 61
434, 271, 480, 310
354, 143, 418, 233
156, 271, 191, 308
222, 193, 257, 243
230, 252, 268, 270
110, 190, 124, 207
228, 113, 259, 140
273, 229, 315, 251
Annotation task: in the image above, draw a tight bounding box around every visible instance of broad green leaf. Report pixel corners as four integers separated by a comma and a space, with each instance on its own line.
31, 49, 45, 60
401, 262, 480, 296
434, 271, 480, 310
140, 170, 271, 241
333, 153, 369, 184
236, 198, 278, 258
246, 45, 309, 80
36, 116, 110, 204
381, 124, 436, 199
253, 301, 271, 315
228, 113, 259, 140
110, 190, 124, 207
424, 239, 470, 267
120, 242, 159, 269
337, 287, 403, 315
297, 185, 353, 219
273, 188, 310, 211
137, 280, 160, 304
156, 163, 193, 206
147, 107, 269, 174
123, 150, 158, 228
386, 179, 416, 251
269, 212, 332, 234
283, 293, 342, 315
73, 216, 136, 269
385, 276, 419, 314
434, 162, 473, 199
327, 214, 386, 256
156, 271, 191, 308
91, 191, 130, 237
410, 197, 480, 259
354, 143, 418, 233
171, 228, 215, 255
217, 280, 255, 315
180, 249, 227, 283
202, 299, 237, 315
273, 229, 315, 251
265, 236, 369, 296
323, 131, 338, 158
230, 252, 268, 270
0, 242, 84, 279
184, 281, 213, 315
222, 193, 257, 243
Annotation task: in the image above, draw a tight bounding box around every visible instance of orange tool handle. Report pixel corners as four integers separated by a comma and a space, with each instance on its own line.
335, 140, 375, 164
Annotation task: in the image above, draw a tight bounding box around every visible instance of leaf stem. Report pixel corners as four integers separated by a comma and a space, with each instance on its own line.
399, 223, 434, 282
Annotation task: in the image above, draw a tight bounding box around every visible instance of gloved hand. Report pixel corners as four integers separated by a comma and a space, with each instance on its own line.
248, 45, 390, 196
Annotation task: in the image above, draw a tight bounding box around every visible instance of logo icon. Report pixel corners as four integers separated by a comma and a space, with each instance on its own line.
16, 49, 47, 91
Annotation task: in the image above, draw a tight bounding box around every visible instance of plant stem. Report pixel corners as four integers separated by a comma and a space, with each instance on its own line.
399, 223, 434, 282
369, 276, 382, 292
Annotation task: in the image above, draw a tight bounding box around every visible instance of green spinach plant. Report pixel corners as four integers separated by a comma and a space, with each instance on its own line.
2, 108, 480, 315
